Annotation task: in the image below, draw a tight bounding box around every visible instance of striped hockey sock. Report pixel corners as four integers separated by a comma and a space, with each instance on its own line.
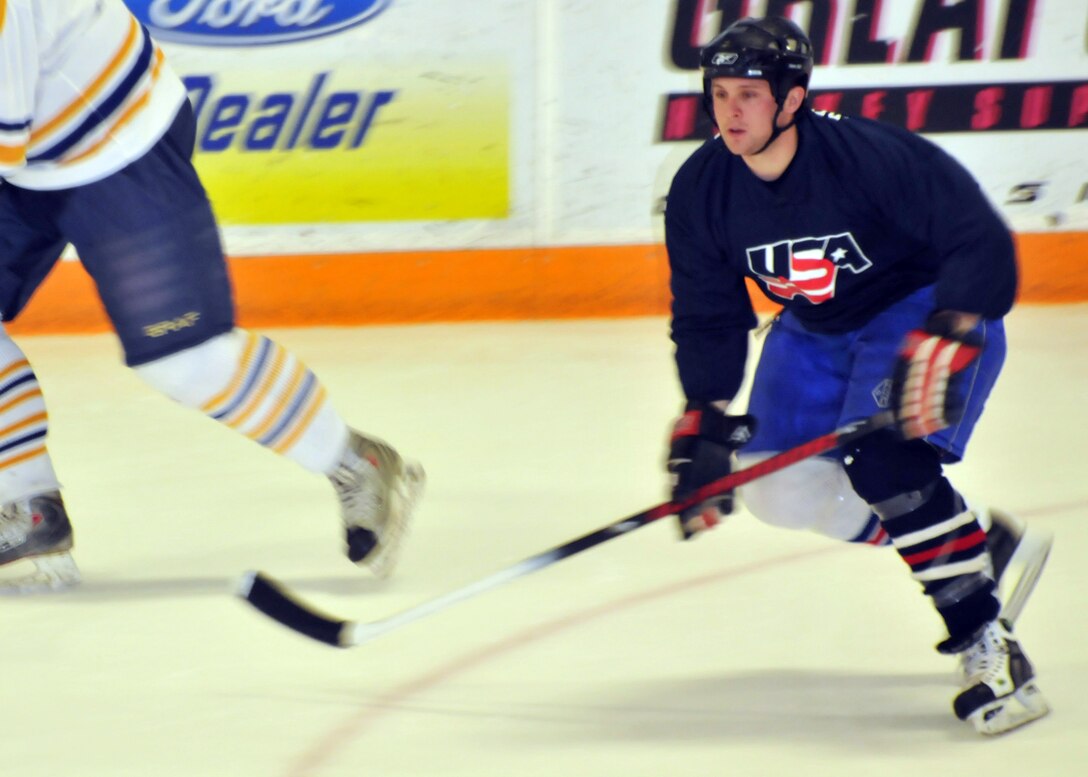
135, 330, 349, 474
878, 478, 999, 639
0, 333, 62, 500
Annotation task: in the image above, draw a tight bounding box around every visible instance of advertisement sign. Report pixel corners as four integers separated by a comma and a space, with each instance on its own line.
182, 65, 508, 224
126, 0, 393, 45
126, 1, 511, 225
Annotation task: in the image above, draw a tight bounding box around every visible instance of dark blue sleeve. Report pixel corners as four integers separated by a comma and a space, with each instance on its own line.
665, 165, 757, 402
875, 134, 1017, 319
925, 148, 1017, 318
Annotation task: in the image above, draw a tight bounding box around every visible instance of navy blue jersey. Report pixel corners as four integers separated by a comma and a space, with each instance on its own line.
665, 109, 1017, 402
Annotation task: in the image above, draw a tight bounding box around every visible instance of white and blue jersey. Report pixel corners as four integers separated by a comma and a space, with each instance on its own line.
0, 0, 187, 190
0, 0, 233, 365
665, 109, 1016, 459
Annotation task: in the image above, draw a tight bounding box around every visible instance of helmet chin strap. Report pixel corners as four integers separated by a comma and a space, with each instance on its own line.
751, 100, 797, 155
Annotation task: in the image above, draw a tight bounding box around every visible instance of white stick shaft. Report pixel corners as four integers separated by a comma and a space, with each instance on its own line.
348, 554, 558, 644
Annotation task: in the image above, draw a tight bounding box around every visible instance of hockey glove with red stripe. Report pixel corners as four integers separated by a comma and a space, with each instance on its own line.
891, 312, 983, 440
667, 402, 756, 540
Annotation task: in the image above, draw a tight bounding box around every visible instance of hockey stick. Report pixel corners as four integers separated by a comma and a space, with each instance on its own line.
238, 410, 895, 648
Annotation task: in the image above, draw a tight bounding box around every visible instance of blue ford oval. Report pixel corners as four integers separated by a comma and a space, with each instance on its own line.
126, 0, 393, 46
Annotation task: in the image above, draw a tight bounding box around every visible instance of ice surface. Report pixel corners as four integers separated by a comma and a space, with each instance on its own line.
4, 306, 1085, 776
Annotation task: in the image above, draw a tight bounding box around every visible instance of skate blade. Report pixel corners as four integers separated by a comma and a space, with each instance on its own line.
999, 528, 1053, 625
968, 682, 1050, 735
362, 461, 426, 579
0, 552, 81, 595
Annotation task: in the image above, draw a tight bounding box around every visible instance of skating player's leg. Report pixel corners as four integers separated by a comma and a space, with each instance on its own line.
746, 297, 1050, 733
58, 102, 423, 576
844, 431, 1049, 735
739, 456, 1052, 621
881, 310, 1050, 733
0, 326, 79, 592
133, 331, 424, 576
0, 169, 81, 592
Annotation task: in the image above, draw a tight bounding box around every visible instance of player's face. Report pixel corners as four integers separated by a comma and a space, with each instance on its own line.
709, 77, 780, 156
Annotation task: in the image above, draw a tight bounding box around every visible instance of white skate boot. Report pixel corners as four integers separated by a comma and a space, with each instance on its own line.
0, 491, 81, 593
984, 508, 1052, 625
946, 619, 1049, 735
329, 430, 425, 577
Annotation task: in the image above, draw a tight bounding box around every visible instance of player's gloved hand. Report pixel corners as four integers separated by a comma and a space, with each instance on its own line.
667, 402, 756, 540
891, 311, 983, 440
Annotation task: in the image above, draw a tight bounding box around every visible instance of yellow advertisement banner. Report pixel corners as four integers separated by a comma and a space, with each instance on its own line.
182, 65, 509, 224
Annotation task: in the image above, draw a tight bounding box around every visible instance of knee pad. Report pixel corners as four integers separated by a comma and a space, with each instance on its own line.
842, 429, 943, 506
132, 329, 246, 407
843, 428, 968, 534
738, 455, 873, 541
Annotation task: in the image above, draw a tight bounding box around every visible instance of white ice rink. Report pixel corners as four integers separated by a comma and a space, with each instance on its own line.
4, 305, 1086, 777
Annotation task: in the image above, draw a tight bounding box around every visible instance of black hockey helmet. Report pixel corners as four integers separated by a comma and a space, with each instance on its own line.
700, 17, 814, 105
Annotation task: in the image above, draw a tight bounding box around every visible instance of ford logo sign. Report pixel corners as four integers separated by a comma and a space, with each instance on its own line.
126, 0, 393, 46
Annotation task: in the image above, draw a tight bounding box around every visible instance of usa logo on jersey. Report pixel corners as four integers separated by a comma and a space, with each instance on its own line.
746, 233, 872, 304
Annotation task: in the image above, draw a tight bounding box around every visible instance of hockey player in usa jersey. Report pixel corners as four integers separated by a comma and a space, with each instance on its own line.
663, 16, 1051, 735
0, 0, 423, 587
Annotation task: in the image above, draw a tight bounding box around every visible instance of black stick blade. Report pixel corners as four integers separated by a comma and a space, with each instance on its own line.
237, 571, 351, 647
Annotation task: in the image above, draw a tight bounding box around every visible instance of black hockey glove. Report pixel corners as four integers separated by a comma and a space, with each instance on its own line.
891, 311, 983, 440
667, 402, 756, 540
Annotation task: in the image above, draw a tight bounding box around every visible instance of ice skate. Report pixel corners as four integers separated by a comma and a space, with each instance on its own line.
329, 430, 425, 577
984, 508, 1052, 625
943, 619, 1049, 735
0, 491, 81, 593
